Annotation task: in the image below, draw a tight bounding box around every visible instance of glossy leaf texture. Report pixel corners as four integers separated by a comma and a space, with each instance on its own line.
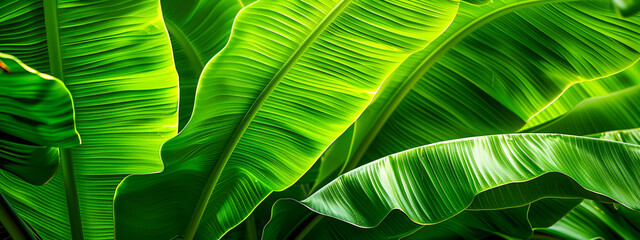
0, 53, 77, 185
265, 79, 640, 239
265, 134, 640, 239
114, 0, 463, 239
161, 0, 253, 130
314, 0, 640, 185
264, 101, 640, 239
0, 0, 178, 239
536, 129, 640, 239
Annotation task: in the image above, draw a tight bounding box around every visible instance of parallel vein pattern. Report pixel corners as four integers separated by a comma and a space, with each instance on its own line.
0, 0, 179, 239
0, 53, 77, 185
161, 0, 248, 130
289, 134, 640, 232
114, 0, 462, 239
361, 0, 640, 166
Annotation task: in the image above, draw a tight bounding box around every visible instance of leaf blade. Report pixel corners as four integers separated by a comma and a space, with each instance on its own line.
114, 0, 463, 239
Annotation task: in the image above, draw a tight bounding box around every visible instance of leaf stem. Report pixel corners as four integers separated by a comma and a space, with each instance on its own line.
60, 149, 84, 240
44, 1, 84, 239
43, 0, 63, 78
0, 192, 36, 240
181, 1, 352, 239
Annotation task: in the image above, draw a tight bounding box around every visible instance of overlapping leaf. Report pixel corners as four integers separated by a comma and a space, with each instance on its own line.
523, 63, 640, 129
0, 53, 78, 148
0, 53, 77, 185
0, 0, 178, 239
161, 0, 251, 130
314, 0, 640, 187
265, 196, 581, 239
265, 70, 640, 239
535, 129, 640, 239
541, 199, 640, 239
527, 85, 640, 135
265, 134, 640, 239
114, 0, 464, 239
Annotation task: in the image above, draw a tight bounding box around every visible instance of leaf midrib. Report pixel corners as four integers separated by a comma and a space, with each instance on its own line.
43, 1, 84, 240
341, 0, 573, 174
181, 0, 354, 239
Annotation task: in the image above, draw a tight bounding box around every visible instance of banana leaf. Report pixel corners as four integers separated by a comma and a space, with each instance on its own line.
541, 199, 640, 239
0, 0, 179, 239
522, 63, 640, 129
161, 0, 253, 130
113, 0, 465, 239
0, 53, 78, 185
312, 0, 640, 192
535, 128, 640, 239
265, 133, 640, 239
265, 194, 582, 240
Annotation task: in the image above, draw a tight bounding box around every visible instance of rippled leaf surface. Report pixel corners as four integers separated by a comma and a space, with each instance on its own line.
316, 0, 640, 186
161, 0, 253, 130
266, 134, 640, 238
0, 53, 77, 185
0, 0, 178, 239
114, 0, 464, 239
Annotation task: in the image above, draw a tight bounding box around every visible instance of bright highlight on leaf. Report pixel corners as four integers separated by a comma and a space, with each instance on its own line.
114, 0, 463, 239
0, 0, 639, 239
0, 0, 178, 239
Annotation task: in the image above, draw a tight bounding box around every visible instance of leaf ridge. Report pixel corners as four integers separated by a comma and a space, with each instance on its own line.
181, 1, 354, 238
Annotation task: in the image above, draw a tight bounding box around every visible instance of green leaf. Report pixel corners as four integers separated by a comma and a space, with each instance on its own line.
264, 196, 580, 240
406, 198, 581, 240
527, 85, 640, 136
541, 200, 640, 239
0, 0, 178, 239
463, 0, 493, 5
522, 62, 640, 130
318, 0, 640, 183
0, 53, 77, 185
223, 185, 309, 240
0, 53, 78, 148
613, 0, 640, 17
264, 134, 640, 239
113, 1, 463, 239
0, 192, 38, 240
535, 128, 640, 239
309, 124, 355, 193
590, 128, 640, 145
265, 172, 598, 239
0, 137, 58, 186
161, 0, 251, 130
